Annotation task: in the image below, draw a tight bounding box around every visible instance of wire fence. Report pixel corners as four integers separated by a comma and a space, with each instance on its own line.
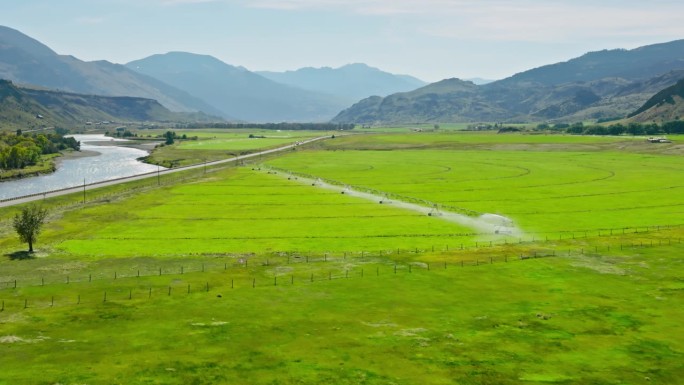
0, 248, 568, 312
1, 224, 682, 291
1, 232, 682, 314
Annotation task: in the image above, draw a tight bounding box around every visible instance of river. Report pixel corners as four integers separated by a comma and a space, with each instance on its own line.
0, 134, 163, 200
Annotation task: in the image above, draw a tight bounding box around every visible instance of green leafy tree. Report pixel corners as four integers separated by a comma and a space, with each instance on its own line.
164, 131, 175, 145
13, 205, 48, 253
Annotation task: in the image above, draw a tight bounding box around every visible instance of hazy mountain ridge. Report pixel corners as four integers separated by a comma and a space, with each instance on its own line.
0, 26, 223, 117
256, 63, 426, 103
3, 24, 684, 125
333, 40, 684, 124
497, 40, 684, 87
126, 52, 347, 122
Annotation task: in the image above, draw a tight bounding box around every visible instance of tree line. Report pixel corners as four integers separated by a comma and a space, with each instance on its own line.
538, 121, 684, 136
0, 130, 80, 170
176, 122, 356, 131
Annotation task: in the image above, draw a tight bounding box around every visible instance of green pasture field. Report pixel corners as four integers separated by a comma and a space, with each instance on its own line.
143, 129, 331, 167
268, 132, 684, 235
0, 166, 476, 259
1, 131, 684, 384
1, 238, 683, 384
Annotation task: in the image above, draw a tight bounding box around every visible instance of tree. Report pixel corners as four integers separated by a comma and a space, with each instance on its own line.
13, 205, 48, 253
164, 131, 175, 145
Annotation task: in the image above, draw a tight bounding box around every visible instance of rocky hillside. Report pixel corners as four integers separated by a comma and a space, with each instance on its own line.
628, 78, 684, 123
0, 79, 209, 130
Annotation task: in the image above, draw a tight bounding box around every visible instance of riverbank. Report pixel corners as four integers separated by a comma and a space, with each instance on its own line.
0, 134, 163, 201
0, 153, 59, 181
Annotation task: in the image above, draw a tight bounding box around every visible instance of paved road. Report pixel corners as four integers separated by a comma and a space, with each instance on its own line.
0, 135, 331, 208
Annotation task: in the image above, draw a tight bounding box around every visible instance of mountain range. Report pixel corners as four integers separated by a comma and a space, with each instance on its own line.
126, 52, 345, 122
333, 40, 684, 124
1, 24, 684, 126
125, 55, 426, 122
0, 25, 426, 123
0, 26, 223, 118
256, 64, 425, 104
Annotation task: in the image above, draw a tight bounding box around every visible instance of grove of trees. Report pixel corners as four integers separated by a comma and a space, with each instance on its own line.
547, 121, 684, 136
0, 131, 80, 170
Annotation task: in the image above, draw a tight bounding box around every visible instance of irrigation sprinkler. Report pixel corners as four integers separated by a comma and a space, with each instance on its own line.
428, 204, 442, 217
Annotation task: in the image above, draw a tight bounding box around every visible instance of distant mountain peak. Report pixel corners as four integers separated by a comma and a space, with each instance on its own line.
0, 25, 58, 58
256, 63, 426, 103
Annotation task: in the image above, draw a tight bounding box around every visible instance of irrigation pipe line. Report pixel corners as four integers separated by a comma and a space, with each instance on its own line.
0, 135, 333, 208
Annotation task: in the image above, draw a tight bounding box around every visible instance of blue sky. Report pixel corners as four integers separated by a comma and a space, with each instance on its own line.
2, 0, 683, 82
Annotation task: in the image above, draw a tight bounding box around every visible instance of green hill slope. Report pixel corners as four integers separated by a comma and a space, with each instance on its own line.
0, 79, 211, 130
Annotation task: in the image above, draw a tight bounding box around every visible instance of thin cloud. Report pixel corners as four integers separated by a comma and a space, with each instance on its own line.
244, 0, 684, 43
420, 3, 684, 42
159, 0, 217, 5
76, 17, 105, 25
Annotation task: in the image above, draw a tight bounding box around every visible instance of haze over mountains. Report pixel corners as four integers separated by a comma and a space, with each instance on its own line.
0, 26, 223, 118
1, 24, 684, 126
126, 52, 342, 122
0, 25, 426, 123
256, 64, 426, 104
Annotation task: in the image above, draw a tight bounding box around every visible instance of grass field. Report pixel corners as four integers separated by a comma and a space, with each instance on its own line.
1, 130, 683, 384
143, 129, 331, 167
269, 132, 684, 234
